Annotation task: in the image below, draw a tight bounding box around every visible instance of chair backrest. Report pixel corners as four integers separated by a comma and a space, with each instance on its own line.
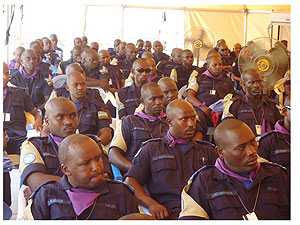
178, 84, 187, 99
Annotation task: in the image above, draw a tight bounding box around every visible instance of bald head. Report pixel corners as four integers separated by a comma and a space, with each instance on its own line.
214, 119, 253, 148
67, 71, 86, 84
21, 49, 37, 60
45, 97, 76, 117
166, 99, 194, 120
141, 82, 162, 99
59, 134, 92, 165
66, 63, 85, 75
141, 51, 154, 59
90, 42, 99, 52
158, 77, 178, 106
132, 58, 149, 70
241, 68, 261, 82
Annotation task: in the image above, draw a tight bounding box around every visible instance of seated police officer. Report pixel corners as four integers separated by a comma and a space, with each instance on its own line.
218, 42, 234, 73
170, 49, 202, 90
19, 97, 112, 193
90, 42, 99, 53
179, 119, 289, 220
9, 49, 53, 112
258, 95, 290, 174
152, 40, 170, 64
143, 41, 152, 53
125, 99, 217, 219
146, 58, 162, 83
117, 43, 138, 79
42, 37, 61, 70
24, 134, 139, 220
116, 58, 151, 119
57, 46, 83, 75
111, 41, 127, 65
157, 48, 183, 77
50, 34, 63, 60
8, 46, 25, 76
109, 82, 168, 174
3, 62, 42, 155
74, 37, 83, 47
30, 41, 52, 80
223, 68, 282, 137
80, 48, 110, 91
108, 38, 121, 57
187, 55, 234, 127
98, 49, 125, 92
49, 72, 112, 146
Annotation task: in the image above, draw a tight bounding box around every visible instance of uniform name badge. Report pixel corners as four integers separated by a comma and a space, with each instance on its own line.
210, 89, 216, 95
242, 212, 258, 220
4, 113, 10, 121
255, 125, 262, 136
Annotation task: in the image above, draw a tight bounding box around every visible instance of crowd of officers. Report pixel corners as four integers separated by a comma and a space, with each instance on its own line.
3, 34, 290, 220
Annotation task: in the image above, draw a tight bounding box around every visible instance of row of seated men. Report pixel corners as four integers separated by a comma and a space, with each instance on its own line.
3, 35, 290, 219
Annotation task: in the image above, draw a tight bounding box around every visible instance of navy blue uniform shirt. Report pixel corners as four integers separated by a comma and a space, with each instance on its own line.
125, 136, 217, 219
179, 162, 290, 220
153, 52, 170, 64
10, 71, 52, 107
28, 176, 138, 220
117, 58, 135, 79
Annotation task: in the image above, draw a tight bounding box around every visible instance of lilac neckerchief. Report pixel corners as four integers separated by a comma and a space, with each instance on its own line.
274, 120, 290, 135
3, 88, 7, 101
202, 69, 222, 80
261, 118, 272, 135
49, 133, 64, 147
215, 157, 260, 182
167, 130, 191, 148
19, 65, 39, 79
135, 110, 166, 122
8, 59, 16, 70
148, 73, 158, 82
66, 188, 100, 216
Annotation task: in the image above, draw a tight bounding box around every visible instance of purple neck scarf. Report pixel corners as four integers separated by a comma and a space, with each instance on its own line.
274, 120, 290, 135
215, 157, 260, 182
135, 110, 166, 122
3, 88, 7, 101
203, 69, 222, 80
19, 65, 39, 79
148, 73, 158, 82
8, 59, 16, 70
167, 131, 191, 148
66, 188, 100, 216
49, 133, 64, 147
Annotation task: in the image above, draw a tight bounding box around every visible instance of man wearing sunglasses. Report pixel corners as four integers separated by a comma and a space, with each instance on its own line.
116, 58, 151, 119
117, 43, 138, 79
258, 95, 290, 174
218, 43, 234, 73
223, 68, 282, 137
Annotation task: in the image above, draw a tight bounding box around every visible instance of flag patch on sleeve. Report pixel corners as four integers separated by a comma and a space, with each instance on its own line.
98, 111, 108, 119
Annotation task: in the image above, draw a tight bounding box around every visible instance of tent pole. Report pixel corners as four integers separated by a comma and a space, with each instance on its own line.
243, 8, 248, 46
121, 5, 125, 40
6, 5, 10, 63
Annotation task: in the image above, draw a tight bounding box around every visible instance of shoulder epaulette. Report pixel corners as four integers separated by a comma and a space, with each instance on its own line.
107, 179, 135, 193
189, 165, 215, 182
261, 161, 288, 172
29, 180, 57, 200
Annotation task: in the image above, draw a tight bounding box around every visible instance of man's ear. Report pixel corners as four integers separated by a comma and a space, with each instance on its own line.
215, 146, 224, 159
61, 164, 71, 176
66, 84, 70, 92
166, 118, 172, 127
44, 115, 50, 127
140, 97, 144, 104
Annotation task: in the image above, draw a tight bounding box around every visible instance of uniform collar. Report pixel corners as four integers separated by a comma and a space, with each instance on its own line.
59, 175, 110, 195
274, 120, 290, 135
203, 69, 222, 80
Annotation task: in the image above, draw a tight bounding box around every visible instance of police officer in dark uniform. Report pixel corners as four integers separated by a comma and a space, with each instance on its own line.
146, 58, 162, 83
80, 48, 110, 91
223, 68, 282, 137
108, 39, 121, 57
25, 134, 138, 220
30, 41, 52, 80
258, 95, 290, 174
3, 62, 43, 154
57, 46, 83, 75
42, 37, 61, 71
9, 49, 53, 111
51, 72, 112, 146
218, 43, 234, 73
136, 39, 144, 58
19, 97, 112, 193
187, 55, 234, 128
116, 58, 151, 118
50, 34, 63, 60
117, 43, 137, 79
109, 82, 168, 174
98, 49, 125, 91
125, 99, 217, 219
74, 37, 83, 47
171, 49, 202, 90
90, 42, 99, 53
8, 46, 25, 76
152, 40, 170, 64
157, 48, 183, 77
179, 119, 289, 220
